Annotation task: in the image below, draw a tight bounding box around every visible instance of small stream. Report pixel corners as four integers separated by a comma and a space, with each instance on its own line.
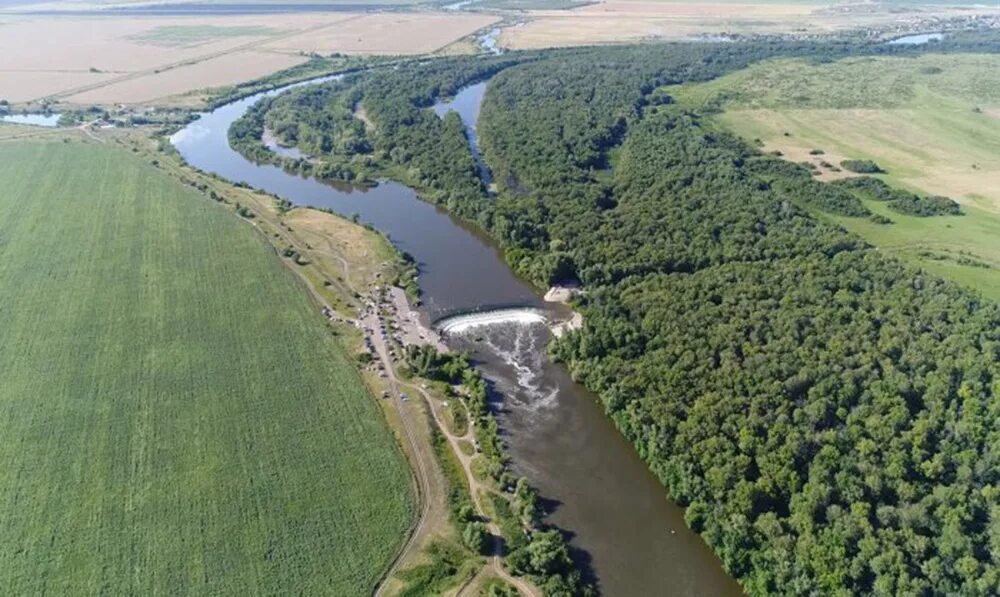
433, 81, 493, 189
172, 74, 741, 596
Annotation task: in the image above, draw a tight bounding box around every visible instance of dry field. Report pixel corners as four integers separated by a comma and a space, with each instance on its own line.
265, 13, 497, 55
0, 12, 496, 106
499, 1, 1000, 49
66, 50, 305, 104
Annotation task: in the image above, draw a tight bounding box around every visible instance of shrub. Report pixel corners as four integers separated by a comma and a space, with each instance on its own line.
461, 521, 488, 554
889, 194, 962, 217
840, 159, 885, 174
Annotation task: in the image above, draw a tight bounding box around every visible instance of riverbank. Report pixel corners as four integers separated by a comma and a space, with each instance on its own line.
170, 62, 744, 595
144, 121, 542, 595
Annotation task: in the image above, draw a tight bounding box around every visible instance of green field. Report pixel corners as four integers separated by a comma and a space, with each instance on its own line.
0, 138, 412, 594
671, 53, 1000, 206
131, 25, 281, 47
672, 52, 1000, 300
672, 53, 1000, 110
823, 200, 1000, 300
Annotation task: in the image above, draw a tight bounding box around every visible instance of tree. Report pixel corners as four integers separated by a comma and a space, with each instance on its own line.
462, 521, 488, 554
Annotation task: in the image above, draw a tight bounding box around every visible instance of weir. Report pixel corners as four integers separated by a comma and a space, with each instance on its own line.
434, 307, 548, 334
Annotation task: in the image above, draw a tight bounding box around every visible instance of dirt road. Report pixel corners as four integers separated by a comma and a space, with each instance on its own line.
361, 295, 540, 597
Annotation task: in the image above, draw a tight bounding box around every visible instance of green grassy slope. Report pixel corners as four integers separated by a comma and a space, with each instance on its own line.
671, 52, 1000, 300
0, 139, 412, 594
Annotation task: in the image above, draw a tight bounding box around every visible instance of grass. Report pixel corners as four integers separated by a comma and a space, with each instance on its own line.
130, 25, 281, 47
0, 138, 413, 594
670, 54, 1000, 205
824, 200, 1000, 301
672, 52, 1000, 300
671, 54, 1000, 110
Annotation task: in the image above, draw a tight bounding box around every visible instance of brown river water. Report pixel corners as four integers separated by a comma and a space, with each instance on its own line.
172, 76, 741, 596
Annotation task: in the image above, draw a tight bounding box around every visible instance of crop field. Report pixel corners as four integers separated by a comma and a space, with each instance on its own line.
672, 52, 1000, 299
0, 12, 493, 105
128, 24, 283, 46
263, 12, 497, 55
0, 138, 412, 594
498, 1, 1000, 49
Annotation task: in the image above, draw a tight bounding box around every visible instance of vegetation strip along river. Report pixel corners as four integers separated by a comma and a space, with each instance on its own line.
172, 76, 740, 596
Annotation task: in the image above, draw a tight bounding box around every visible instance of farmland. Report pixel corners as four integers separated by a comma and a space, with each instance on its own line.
0, 12, 495, 106
0, 134, 412, 594
671, 51, 1000, 298
498, 1, 1000, 49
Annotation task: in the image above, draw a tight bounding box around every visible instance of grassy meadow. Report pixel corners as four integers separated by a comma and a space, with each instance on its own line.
672, 52, 1000, 300
672, 53, 1000, 205
0, 137, 412, 594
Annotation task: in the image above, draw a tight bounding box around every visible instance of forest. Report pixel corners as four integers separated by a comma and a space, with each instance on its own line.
234, 31, 1000, 595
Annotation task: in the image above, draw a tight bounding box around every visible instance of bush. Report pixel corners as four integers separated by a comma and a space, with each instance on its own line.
832, 176, 907, 201
889, 194, 962, 217
461, 521, 488, 554
840, 159, 885, 174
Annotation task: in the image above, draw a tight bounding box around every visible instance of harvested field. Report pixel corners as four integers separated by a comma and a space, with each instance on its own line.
0, 16, 303, 72
0, 70, 118, 103
0, 14, 350, 103
65, 50, 306, 104
264, 12, 498, 55
0, 12, 500, 104
500, 1, 1000, 49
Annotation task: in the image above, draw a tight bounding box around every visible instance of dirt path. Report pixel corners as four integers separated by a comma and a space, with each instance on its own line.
353, 102, 375, 132
414, 382, 538, 597
361, 300, 540, 597
77, 123, 106, 143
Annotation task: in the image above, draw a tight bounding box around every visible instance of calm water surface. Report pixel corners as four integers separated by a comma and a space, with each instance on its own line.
172, 76, 741, 596
0, 113, 60, 127
433, 81, 492, 188
887, 32, 944, 45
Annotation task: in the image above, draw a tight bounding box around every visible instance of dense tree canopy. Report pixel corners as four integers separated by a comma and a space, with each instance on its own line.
235, 31, 1000, 595
476, 38, 1000, 595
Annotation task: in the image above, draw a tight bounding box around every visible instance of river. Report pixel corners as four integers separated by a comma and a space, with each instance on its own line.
172, 75, 741, 596
433, 81, 493, 189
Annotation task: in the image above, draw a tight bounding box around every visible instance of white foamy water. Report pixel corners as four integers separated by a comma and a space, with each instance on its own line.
435, 308, 547, 334
440, 310, 559, 415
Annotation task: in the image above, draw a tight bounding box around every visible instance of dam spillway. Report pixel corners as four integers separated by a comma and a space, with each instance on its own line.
434, 307, 548, 335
